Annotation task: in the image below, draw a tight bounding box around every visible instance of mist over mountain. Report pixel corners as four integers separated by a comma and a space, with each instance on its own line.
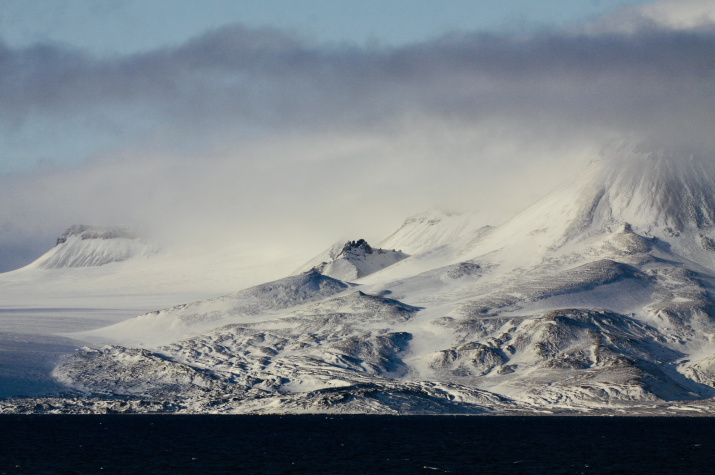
2, 2, 715, 275
30, 225, 150, 269
3, 2, 715, 414
6, 141, 715, 414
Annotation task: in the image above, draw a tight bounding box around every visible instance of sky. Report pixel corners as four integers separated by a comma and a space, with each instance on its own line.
0, 0, 654, 56
1, 0, 715, 272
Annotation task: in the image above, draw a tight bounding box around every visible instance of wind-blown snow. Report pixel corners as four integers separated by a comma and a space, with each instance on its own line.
81, 272, 350, 346
5, 146, 715, 415
379, 210, 491, 256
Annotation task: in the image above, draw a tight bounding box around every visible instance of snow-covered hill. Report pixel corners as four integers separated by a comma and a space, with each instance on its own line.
29, 225, 152, 269
6, 146, 715, 415
294, 239, 408, 281
80, 272, 352, 346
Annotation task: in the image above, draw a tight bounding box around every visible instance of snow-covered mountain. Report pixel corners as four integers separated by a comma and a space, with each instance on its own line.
455, 145, 715, 270
30, 225, 152, 269
0, 225, 297, 399
294, 239, 408, 281
0, 224, 296, 311
6, 146, 715, 415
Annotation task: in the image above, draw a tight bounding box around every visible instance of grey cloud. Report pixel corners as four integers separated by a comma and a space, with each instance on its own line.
1, 18, 715, 272
2, 24, 714, 144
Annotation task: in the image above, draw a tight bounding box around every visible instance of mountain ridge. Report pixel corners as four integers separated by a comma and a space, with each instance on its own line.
5, 146, 715, 414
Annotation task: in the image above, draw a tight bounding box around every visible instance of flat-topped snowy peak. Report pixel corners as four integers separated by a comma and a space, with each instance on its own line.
55, 225, 138, 244
29, 225, 152, 269
295, 239, 408, 281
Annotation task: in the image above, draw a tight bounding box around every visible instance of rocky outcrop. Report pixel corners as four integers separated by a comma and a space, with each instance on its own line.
55, 225, 138, 245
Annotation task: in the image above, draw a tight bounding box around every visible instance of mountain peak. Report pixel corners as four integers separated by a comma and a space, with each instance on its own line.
295, 239, 408, 281
56, 225, 138, 246
458, 145, 715, 268
379, 210, 491, 255
31, 225, 150, 269
337, 239, 373, 258
596, 149, 715, 233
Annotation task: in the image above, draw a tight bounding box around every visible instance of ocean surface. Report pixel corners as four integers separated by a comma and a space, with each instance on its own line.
1, 415, 714, 474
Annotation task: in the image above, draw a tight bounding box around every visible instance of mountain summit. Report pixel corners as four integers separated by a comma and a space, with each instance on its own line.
295, 239, 408, 281
557, 147, 715, 247
453, 148, 715, 272
55, 225, 138, 245
30, 225, 152, 269
594, 152, 715, 234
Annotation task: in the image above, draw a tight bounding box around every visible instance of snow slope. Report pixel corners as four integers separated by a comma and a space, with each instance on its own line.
0, 226, 300, 399
81, 272, 351, 346
379, 210, 491, 255
6, 146, 715, 414
455, 148, 715, 271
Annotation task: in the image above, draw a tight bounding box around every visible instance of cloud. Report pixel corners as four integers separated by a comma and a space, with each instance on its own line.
588, 0, 715, 32
1, 6, 714, 272
3, 20, 714, 145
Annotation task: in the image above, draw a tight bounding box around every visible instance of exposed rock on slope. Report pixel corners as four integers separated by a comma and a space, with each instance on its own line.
55, 225, 138, 245
52, 289, 438, 412
295, 239, 408, 281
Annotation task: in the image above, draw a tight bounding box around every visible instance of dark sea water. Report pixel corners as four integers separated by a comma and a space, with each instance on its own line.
1, 415, 714, 474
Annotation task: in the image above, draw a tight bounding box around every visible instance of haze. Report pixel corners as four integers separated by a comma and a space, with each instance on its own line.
1, 0, 714, 274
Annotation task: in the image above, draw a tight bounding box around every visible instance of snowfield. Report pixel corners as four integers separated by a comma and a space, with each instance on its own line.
5, 147, 715, 414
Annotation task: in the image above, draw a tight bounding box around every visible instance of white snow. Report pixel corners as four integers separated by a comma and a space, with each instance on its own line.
293, 239, 408, 281
0, 227, 299, 399
5, 149, 715, 414
80, 272, 351, 347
